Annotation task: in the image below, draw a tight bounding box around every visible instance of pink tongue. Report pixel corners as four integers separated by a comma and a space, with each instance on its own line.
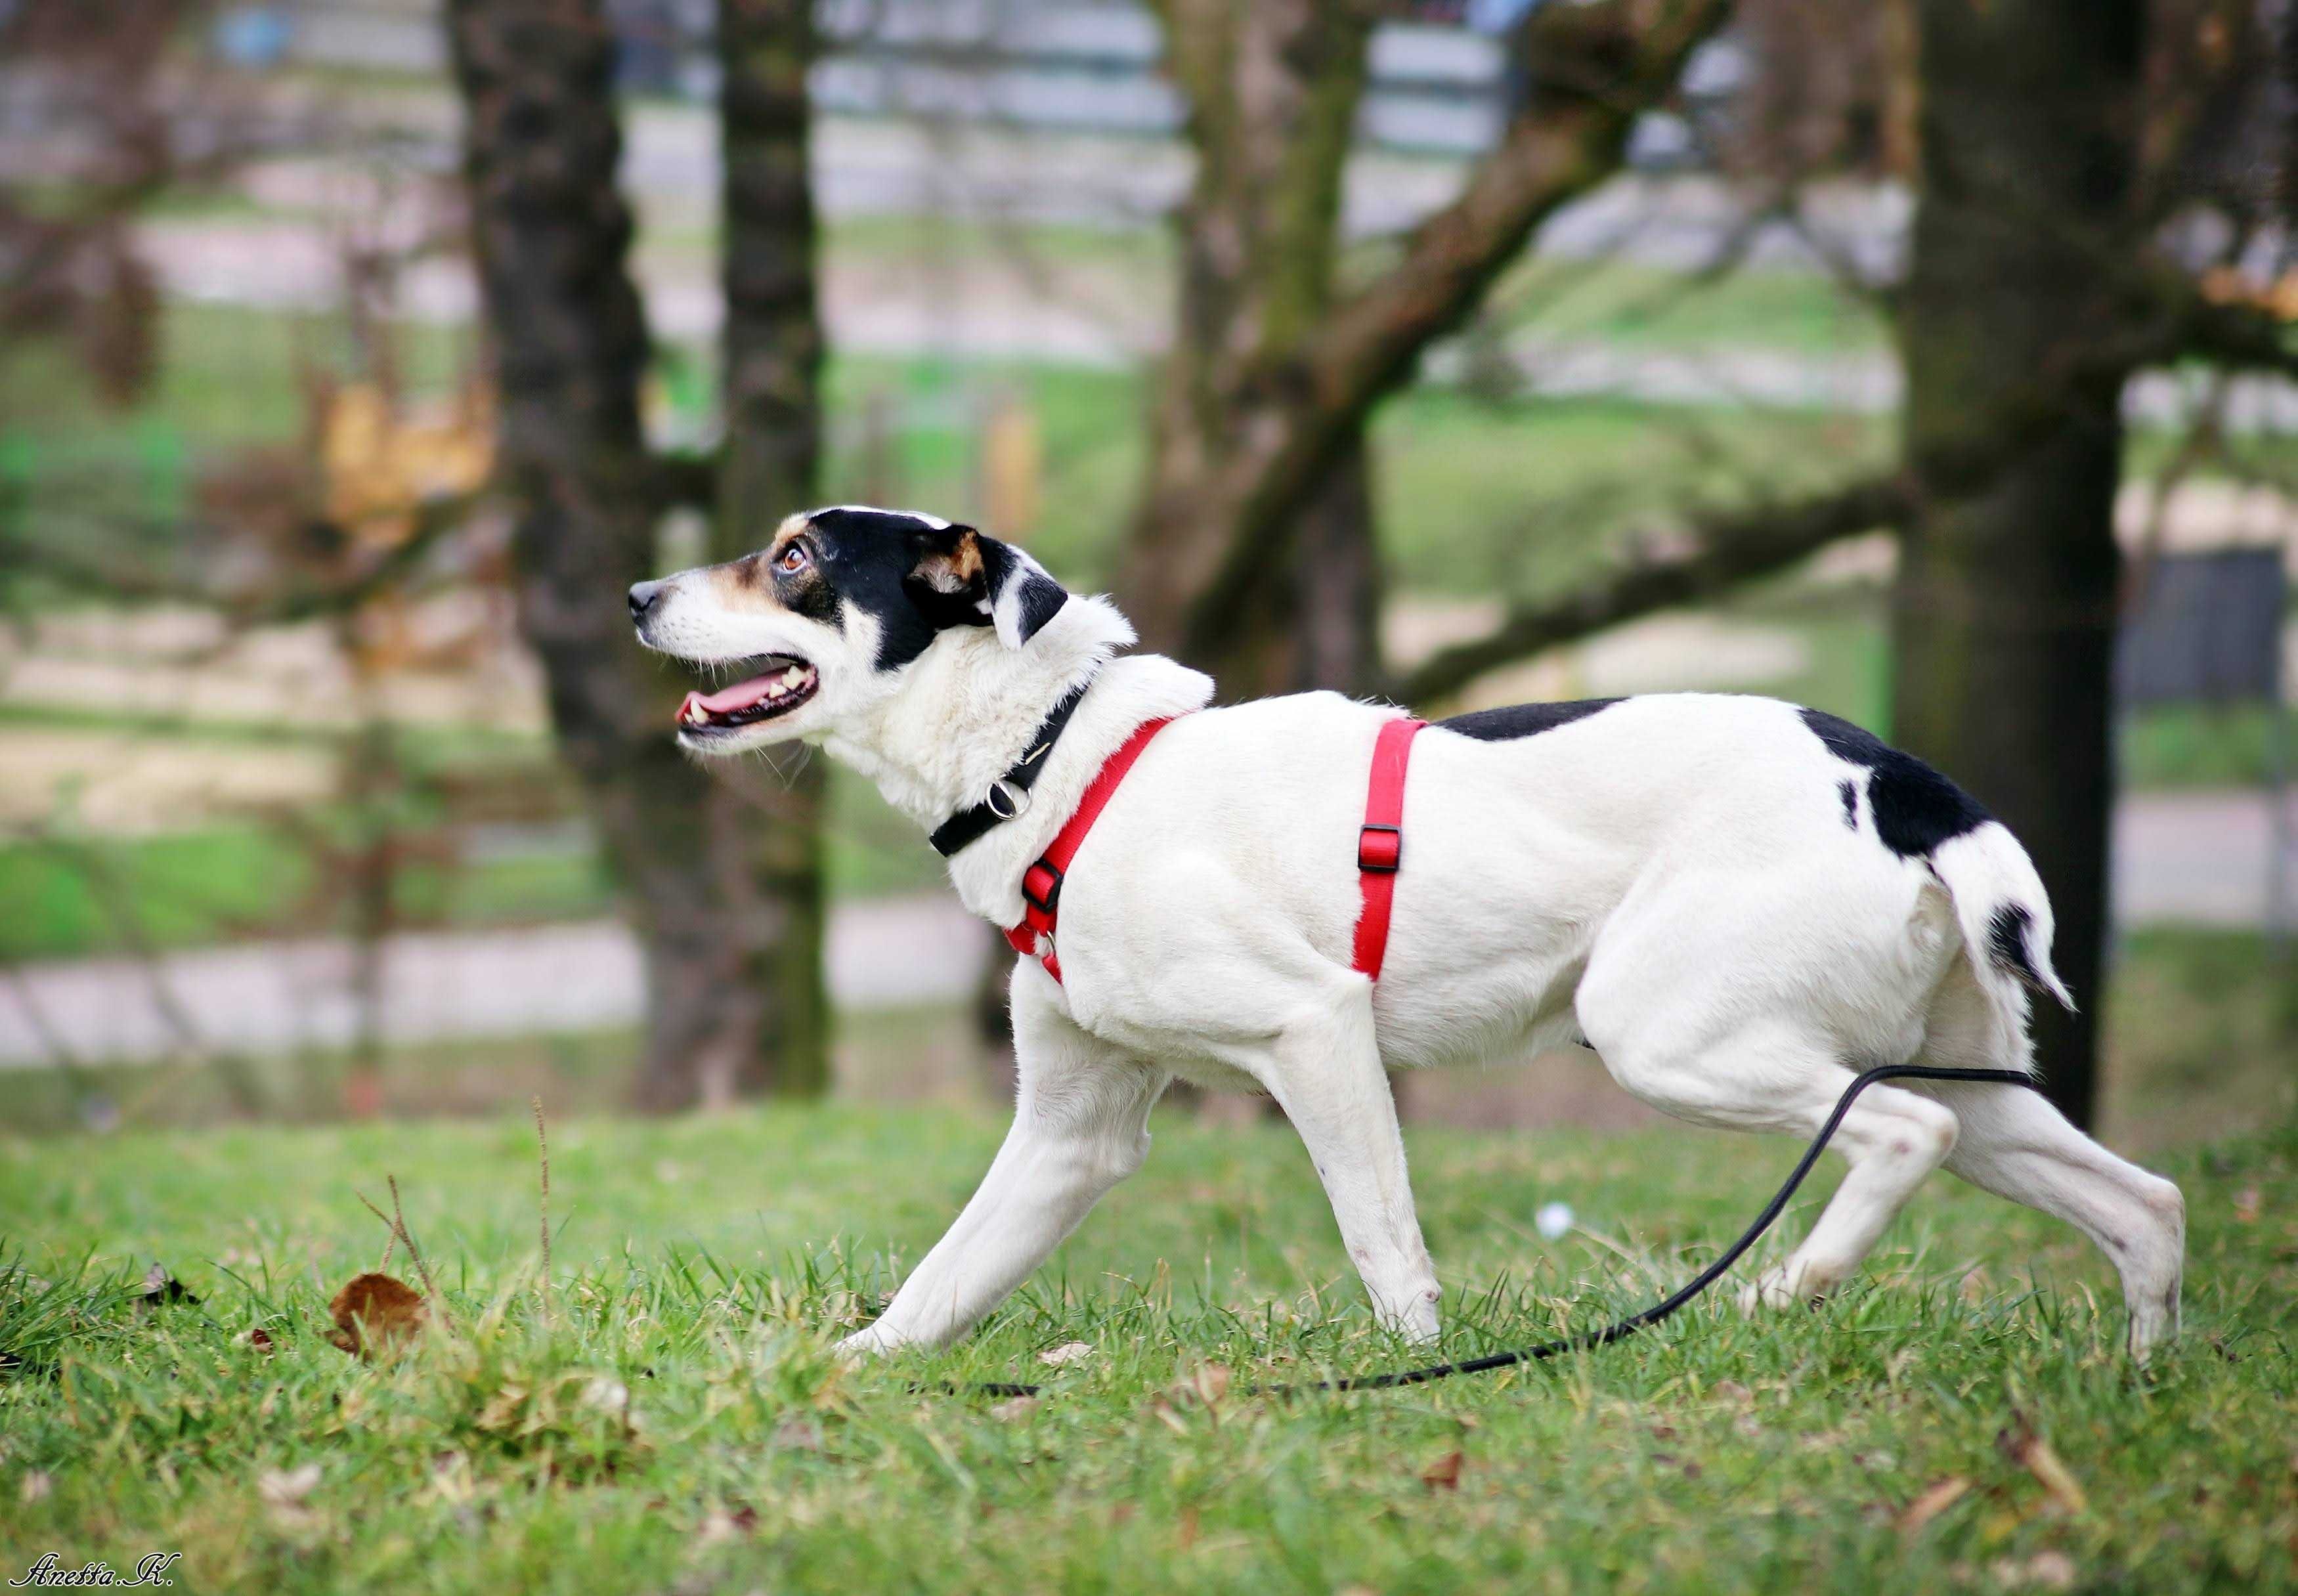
690, 673, 782, 716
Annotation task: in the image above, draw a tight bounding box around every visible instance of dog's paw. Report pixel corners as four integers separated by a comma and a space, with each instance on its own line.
833, 1326, 893, 1363
1369, 1285, 1442, 1347
1737, 1262, 1834, 1316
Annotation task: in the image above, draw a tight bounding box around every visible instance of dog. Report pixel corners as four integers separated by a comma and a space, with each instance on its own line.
630, 504, 2186, 1359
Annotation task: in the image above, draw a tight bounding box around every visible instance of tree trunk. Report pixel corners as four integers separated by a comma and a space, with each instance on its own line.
712, 0, 830, 1099
1204, 429, 1383, 699
1892, 0, 2144, 1130
1122, 0, 1379, 698
446, 0, 827, 1111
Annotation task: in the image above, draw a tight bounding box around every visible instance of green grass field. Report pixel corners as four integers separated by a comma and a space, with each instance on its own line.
3, 1099, 2293, 1594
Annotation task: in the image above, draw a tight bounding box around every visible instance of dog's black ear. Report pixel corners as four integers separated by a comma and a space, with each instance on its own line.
910, 525, 1069, 649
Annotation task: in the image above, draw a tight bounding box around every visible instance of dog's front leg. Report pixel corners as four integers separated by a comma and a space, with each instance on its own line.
1255, 978, 1442, 1344
838, 970, 1165, 1358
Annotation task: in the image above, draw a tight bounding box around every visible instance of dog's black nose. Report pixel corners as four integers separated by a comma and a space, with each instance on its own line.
628, 579, 667, 622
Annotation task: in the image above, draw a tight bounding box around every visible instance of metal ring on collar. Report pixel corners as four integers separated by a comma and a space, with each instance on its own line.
986, 779, 1030, 821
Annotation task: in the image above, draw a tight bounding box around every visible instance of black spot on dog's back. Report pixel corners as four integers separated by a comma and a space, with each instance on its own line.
1439, 699, 1622, 742
1837, 779, 1858, 830
1800, 708, 1989, 858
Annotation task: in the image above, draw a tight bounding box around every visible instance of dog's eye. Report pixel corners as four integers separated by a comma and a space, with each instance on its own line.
776, 542, 810, 574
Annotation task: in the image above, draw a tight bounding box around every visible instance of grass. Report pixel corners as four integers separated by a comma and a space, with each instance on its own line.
1, 1096, 2293, 1594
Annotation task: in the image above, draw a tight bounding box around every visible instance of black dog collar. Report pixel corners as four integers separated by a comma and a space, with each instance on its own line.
929, 676, 1096, 857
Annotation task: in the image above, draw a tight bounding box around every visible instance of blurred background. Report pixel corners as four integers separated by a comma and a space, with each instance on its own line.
1, 0, 2291, 1151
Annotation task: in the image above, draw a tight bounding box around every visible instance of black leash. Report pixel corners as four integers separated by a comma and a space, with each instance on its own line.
961, 1064, 2039, 1401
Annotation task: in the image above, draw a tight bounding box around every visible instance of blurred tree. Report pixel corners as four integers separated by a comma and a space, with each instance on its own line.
1722, 0, 1913, 181
0, 0, 262, 410
1889, 0, 2146, 1131
1120, 0, 1730, 700
446, 0, 828, 1110
708, 0, 831, 1098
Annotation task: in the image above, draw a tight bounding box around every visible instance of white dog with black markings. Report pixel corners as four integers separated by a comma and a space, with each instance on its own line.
629, 505, 2185, 1360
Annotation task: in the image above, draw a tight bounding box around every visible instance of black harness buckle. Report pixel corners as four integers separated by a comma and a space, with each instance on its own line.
1021, 858, 1065, 916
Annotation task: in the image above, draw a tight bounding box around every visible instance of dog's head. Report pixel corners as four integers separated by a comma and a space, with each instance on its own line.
628, 505, 1076, 754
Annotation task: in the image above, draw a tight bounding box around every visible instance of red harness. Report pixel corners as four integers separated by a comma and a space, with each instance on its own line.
1005, 714, 1428, 986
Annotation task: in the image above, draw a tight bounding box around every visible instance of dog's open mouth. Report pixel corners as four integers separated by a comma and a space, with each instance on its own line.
676, 655, 819, 733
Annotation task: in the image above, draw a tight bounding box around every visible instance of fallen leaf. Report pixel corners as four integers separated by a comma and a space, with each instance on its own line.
1987, 1550, 2078, 1590
1420, 1450, 1465, 1491
1176, 1503, 1200, 1549
1997, 1413, 2089, 1515
1898, 1476, 1970, 1534
246, 1327, 275, 1354
1169, 1362, 1230, 1408
697, 1503, 760, 1545
137, 1263, 199, 1308
1712, 1379, 1753, 1407
19, 1471, 51, 1504
2234, 1186, 2261, 1223
989, 1396, 1041, 1421
771, 1416, 823, 1452
326, 1273, 427, 1359
1038, 1341, 1094, 1368
258, 1463, 321, 1506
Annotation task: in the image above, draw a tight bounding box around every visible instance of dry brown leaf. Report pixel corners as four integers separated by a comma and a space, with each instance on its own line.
258, 1463, 321, 1506
1998, 1413, 2089, 1515
18, 1471, 51, 1505
246, 1326, 275, 1354
2234, 1186, 2261, 1223
1898, 1475, 1970, 1534
771, 1416, 823, 1452
326, 1272, 427, 1359
1987, 1550, 2079, 1590
697, 1503, 760, 1545
1038, 1341, 1095, 1368
136, 1263, 198, 1309
989, 1396, 1041, 1422
1176, 1503, 1201, 1549
1420, 1450, 1466, 1492
1170, 1362, 1231, 1408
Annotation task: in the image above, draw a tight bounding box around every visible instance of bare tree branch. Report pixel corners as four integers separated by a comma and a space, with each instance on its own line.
1304, 0, 1733, 425
1393, 472, 1915, 705
1158, 0, 1735, 660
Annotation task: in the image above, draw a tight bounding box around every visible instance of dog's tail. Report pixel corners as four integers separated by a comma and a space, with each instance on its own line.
1928, 821, 2075, 1035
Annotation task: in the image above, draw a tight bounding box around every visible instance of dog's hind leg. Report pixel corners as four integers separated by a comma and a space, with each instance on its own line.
1578, 993, 1961, 1312
1932, 1081, 2184, 1354
1247, 977, 1441, 1343
1911, 969, 2184, 1354
838, 966, 1167, 1356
